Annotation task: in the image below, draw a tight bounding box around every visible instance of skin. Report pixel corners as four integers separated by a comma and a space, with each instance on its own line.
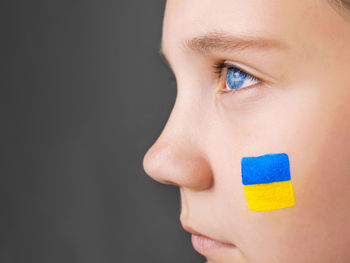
142, 0, 350, 262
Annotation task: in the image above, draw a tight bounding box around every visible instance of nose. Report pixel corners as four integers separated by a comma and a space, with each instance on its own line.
142, 101, 213, 191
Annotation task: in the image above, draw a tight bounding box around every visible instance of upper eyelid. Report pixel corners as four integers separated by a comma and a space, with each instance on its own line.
159, 45, 280, 85
223, 63, 261, 81
160, 52, 273, 88
222, 60, 280, 85
223, 61, 261, 79
214, 62, 261, 86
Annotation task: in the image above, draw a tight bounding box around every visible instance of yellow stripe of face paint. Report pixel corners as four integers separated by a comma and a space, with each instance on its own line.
243, 181, 295, 211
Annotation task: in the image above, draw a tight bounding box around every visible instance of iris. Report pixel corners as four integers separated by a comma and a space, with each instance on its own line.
226, 68, 248, 90
226, 67, 259, 91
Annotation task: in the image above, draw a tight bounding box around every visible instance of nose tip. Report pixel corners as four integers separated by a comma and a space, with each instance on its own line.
143, 139, 213, 191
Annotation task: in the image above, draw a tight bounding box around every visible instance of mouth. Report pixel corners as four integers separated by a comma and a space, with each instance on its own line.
182, 224, 237, 256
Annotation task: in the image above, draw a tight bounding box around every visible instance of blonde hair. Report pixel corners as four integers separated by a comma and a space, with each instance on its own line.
329, 0, 350, 19
332, 0, 350, 9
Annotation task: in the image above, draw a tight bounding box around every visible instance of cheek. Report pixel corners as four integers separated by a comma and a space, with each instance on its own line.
217, 85, 350, 262
285, 84, 350, 220
291, 89, 350, 242
277, 91, 350, 262
287, 94, 349, 261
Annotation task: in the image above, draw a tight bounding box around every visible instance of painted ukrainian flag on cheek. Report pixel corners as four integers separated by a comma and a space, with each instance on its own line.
241, 153, 295, 211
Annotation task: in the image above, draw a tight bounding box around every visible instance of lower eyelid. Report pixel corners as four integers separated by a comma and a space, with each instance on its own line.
225, 86, 268, 107
217, 81, 263, 96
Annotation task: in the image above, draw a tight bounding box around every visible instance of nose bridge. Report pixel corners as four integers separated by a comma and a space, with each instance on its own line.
143, 95, 213, 190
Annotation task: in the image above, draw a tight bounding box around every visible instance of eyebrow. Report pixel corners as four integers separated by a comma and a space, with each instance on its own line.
159, 31, 288, 67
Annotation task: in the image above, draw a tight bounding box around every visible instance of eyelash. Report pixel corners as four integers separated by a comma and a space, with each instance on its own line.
213, 62, 262, 95
166, 62, 262, 95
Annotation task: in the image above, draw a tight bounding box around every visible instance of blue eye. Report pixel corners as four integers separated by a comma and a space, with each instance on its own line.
226, 67, 260, 91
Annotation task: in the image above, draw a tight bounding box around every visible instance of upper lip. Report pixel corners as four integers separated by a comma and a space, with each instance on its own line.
182, 224, 202, 236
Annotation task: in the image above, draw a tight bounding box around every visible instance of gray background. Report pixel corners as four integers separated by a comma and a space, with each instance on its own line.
1, 0, 205, 262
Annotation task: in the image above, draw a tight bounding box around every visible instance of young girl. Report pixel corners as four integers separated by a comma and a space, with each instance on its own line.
143, 0, 350, 262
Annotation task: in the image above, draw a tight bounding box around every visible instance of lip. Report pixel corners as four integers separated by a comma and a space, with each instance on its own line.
191, 234, 236, 255
182, 224, 236, 256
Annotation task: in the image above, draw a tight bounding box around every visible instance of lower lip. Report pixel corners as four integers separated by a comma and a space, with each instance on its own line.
191, 234, 236, 255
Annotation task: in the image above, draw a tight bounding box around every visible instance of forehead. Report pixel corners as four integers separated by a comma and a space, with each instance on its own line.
162, 0, 321, 53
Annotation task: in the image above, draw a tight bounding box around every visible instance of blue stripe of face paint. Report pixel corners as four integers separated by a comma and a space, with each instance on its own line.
241, 153, 291, 185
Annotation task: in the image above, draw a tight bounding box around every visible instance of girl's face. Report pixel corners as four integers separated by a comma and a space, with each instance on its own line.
143, 0, 350, 262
